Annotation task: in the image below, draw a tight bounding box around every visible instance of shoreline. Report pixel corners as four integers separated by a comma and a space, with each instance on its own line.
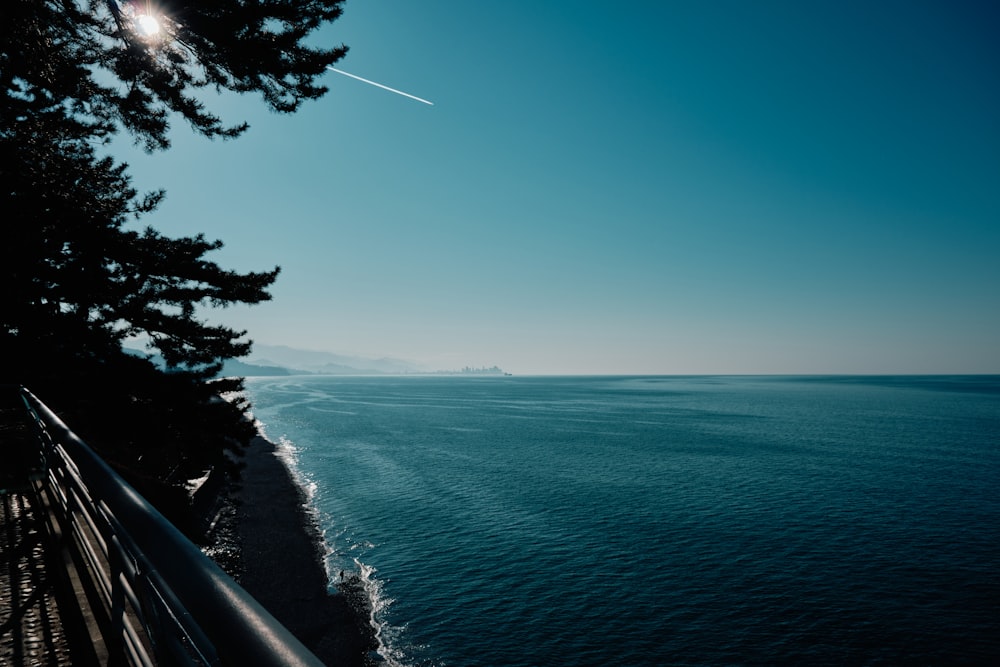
205, 436, 377, 666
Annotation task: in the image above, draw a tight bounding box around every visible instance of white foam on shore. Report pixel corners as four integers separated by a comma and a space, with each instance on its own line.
184, 469, 212, 497
253, 417, 329, 575
273, 436, 319, 504
354, 558, 412, 667
253, 417, 316, 505
251, 411, 415, 666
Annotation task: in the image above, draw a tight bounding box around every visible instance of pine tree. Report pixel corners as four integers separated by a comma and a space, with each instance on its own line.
3, 0, 347, 149
1, 0, 347, 530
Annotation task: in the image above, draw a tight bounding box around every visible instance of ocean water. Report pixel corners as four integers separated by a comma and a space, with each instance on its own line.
243, 375, 1000, 666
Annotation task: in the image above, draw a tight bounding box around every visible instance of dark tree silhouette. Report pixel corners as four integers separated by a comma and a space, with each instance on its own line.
4, 0, 347, 149
1, 0, 347, 531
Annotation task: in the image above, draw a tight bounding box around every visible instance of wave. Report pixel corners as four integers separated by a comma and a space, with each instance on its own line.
255, 418, 414, 665
338, 559, 414, 667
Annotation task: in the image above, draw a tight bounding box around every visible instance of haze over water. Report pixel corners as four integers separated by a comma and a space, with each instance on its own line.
245, 374, 1000, 665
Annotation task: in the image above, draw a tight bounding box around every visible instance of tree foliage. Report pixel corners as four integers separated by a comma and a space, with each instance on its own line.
4, 0, 347, 149
1, 0, 346, 528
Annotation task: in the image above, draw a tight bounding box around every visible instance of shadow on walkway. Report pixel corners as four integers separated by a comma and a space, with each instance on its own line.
0, 490, 83, 666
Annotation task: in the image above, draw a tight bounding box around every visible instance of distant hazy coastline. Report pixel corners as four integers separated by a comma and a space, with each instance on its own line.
223, 343, 507, 377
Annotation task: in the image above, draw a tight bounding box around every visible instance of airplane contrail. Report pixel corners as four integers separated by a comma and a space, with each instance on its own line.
327, 67, 434, 106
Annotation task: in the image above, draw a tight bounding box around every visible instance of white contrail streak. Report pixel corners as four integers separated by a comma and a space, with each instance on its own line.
327, 67, 434, 106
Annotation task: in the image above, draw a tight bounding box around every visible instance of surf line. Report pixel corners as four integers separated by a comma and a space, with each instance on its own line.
327, 67, 434, 105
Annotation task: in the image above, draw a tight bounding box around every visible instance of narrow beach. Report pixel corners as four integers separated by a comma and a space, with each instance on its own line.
213, 436, 376, 666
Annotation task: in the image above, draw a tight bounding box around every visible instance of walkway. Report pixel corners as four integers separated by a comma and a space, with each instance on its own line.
1, 391, 97, 666
0, 485, 100, 666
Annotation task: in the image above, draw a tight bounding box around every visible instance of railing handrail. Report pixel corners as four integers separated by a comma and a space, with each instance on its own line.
19, 386, 326, 667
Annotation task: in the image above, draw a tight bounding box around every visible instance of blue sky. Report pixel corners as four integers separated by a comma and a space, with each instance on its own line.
120, 1, 999, 374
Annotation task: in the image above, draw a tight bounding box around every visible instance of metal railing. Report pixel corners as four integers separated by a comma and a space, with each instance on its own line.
16, 386, 326, 667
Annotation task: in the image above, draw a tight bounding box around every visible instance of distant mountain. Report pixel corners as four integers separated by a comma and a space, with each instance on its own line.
219, 358, 292, 377
245, 344, 425, 375
126, 347, 296, 377
128, 343, 505, 377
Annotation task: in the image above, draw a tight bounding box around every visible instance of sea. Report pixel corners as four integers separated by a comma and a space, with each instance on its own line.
242, 375, 1000, 666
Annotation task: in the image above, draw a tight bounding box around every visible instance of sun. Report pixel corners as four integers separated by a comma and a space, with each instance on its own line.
134, 13, 160, 38
110, 1, 164, 40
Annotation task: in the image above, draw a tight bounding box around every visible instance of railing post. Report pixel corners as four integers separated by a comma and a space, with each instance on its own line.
109, 535, 128, 666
